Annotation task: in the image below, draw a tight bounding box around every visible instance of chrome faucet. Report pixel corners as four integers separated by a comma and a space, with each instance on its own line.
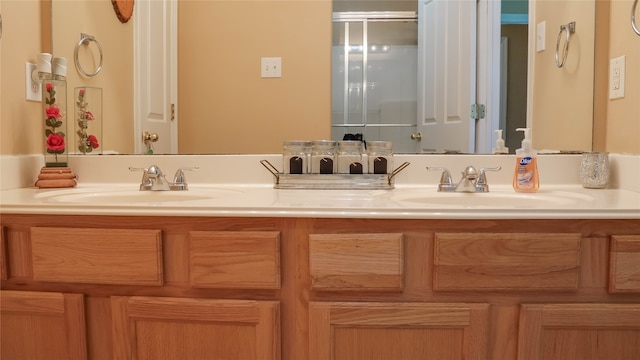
427, 165, 501, 192
129, 165, 199, 191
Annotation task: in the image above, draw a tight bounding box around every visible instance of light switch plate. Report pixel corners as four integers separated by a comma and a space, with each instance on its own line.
25, 62, 41, 102
609, 56, 625, 100
261, 57, 282, 78
536, 21, 546, 52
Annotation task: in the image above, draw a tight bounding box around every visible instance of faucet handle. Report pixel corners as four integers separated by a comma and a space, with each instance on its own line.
426, 166, 455, 191
129, 166, 150, 183
129, 166, 148, 173
171, 165, 199, 191
476, 166, 502, 191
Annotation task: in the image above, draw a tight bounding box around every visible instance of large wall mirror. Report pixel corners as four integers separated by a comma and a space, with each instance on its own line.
49, 0, 597, 155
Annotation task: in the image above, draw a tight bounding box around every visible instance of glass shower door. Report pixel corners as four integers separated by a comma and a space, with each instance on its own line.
331, 12, 418, 153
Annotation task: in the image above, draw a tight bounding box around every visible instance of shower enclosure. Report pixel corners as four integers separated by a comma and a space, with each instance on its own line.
331, 11, 419, 153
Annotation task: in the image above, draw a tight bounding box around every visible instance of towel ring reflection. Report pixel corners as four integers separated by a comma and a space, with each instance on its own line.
555, 21, 575, 68
74, 33, 103, 77
633, 0, 640, 36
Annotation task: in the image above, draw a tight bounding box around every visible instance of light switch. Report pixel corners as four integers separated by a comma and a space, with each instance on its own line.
609, 56, 625, 100
261, 57, 282, 78
536, 21, 546, 52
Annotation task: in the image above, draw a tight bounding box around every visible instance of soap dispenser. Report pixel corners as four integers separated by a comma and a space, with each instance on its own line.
492, 129, 509, 154
512, 128, 539, 193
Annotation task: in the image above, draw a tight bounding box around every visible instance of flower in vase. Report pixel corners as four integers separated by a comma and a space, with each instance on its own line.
88, 135, 99, 149
76, 89, 100, 154
46, 133, 66, 152
44, 82, 66, 157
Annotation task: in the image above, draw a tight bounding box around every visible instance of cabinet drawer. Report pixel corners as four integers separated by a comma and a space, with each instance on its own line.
189, 231, 280, 289
309, 233, 404, 291
609, 235, 640, 293
433, 233, 581, 291
31, 227, 163, 286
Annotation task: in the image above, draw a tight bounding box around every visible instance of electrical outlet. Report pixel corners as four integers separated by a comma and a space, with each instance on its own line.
536, 21, 546, 52
25, 62, 42, 102
261, 57, 282, 78
609, 56, 625, 100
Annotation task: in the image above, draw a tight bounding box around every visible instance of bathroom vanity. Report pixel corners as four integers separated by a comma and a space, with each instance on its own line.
1, 154, 639, 359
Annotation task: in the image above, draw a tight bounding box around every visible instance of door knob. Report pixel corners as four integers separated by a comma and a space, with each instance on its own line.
411, 132, 422, 141
143, 131, 159, 145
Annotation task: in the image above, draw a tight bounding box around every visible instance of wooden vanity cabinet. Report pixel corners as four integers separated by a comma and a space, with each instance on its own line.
306, 219, 640, 360
0, 215, 283, 359
1, 214, 639, 359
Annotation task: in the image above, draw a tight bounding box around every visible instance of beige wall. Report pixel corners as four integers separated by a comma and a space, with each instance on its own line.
1, 1, 44, 154
51, 0, 134, 154
177, 0, 331, 154
0, 0, 133, 156
530, 0, 595, 151
1, 0, 638, 156
531, 0, 639, 154
604, 0, 639, 153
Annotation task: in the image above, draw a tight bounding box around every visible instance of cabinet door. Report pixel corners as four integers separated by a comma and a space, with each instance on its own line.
609, 235, 640, 292
518, 303, 640, 360
1, 290, 87, 360
112, 296, 280, 359
310, 302, 489, 360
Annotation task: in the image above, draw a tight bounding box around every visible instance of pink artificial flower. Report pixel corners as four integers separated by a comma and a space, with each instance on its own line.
85, 111, 95, 121
88, 135, 99, 149
46, 133, 65, 152
46, 106, 62, 119
79, 89, 86, 97
45, 83, 53, 92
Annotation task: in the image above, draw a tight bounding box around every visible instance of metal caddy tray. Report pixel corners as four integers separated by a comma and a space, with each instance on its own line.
260, 160, 410, 190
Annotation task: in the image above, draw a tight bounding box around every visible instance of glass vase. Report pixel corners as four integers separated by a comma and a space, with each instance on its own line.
42, 78, 68, 167
74, 87, 103, 154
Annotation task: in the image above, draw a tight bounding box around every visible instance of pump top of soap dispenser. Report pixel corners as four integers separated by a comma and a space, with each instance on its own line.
492, 129, 509, 154
515, 128, 534, 154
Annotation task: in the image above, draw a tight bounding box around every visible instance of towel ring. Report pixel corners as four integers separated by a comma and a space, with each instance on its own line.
555, 21, 575, 68
74, 33, 103, 77
633, 0, 640, 36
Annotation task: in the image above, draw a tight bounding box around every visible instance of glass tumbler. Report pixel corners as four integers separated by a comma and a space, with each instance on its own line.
579, 152, 609, 189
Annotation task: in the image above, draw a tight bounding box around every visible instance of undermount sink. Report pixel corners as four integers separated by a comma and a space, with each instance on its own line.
36, 187, 241, 204
390, 189, 595, 208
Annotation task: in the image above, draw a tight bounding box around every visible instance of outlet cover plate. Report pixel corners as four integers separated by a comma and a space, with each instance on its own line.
25, 62, 42, 102
609, 55, 625, 100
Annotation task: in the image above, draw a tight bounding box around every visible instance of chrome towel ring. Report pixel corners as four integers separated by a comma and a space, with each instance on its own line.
555, 21, 575, 68
633, 0, 640, 36
74, 33, 103, 77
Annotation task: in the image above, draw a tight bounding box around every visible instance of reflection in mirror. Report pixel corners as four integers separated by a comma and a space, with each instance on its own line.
49, 0, 596, 155
331, 11, 419, 153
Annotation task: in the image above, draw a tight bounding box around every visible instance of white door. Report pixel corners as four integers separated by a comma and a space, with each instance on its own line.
134, 0, 178, 154
417, 0, 477, 153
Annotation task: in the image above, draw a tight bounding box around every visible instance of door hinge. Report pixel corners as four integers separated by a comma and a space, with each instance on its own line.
471, 104, 485, 120
171, 103, 175, 121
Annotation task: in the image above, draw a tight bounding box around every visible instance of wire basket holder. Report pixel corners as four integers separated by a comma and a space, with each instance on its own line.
260, 160, 410, 190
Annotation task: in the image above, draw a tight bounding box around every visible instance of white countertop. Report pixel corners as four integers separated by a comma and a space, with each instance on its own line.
1, 183, 639, 219
1, 154, 639, 219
